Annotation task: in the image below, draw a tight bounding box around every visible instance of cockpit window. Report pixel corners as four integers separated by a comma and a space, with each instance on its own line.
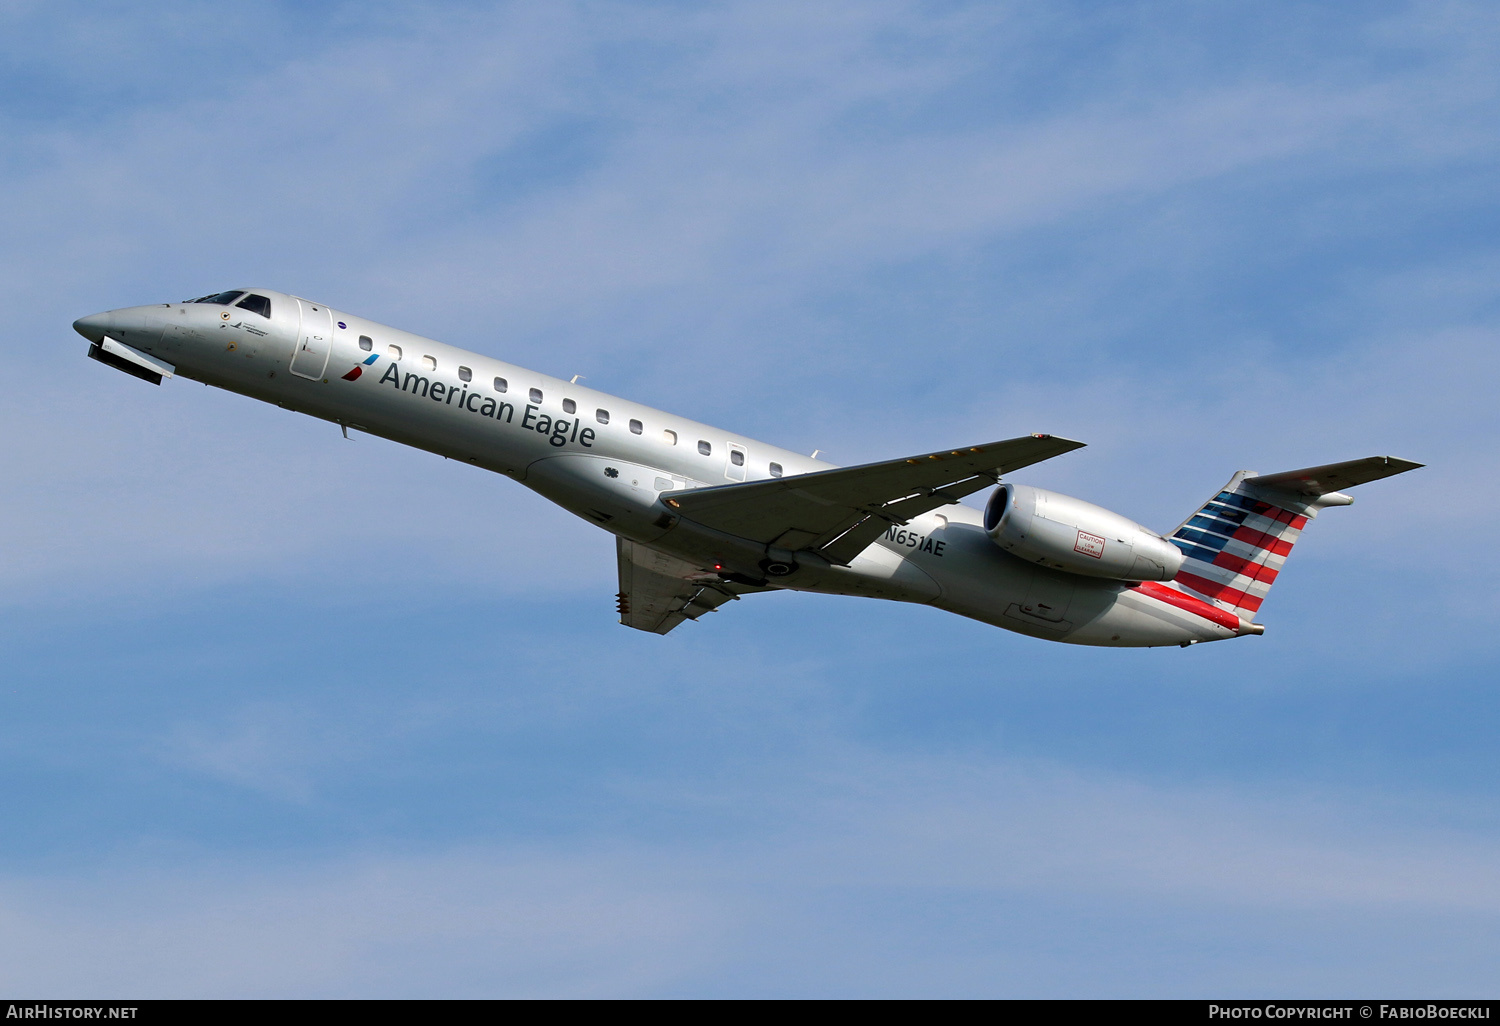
235, 294, 271, 318
192, 291, 245, 306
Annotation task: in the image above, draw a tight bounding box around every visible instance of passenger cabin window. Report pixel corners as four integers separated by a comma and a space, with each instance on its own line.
630, 419, 643, 435
458, 366, 472, 383
562, 399, 576, 414
235, 294, 272, 318
663, 429, 677, 445
529, 388, 543, 404
730, 450, 745, 466
358, 335, 373, 352
769, 462, 783, 477
493, 377, 508, 393
596, 409, 610, 425
697, 440, 712, 456
422, 355, 437, 371
388, 344, 403, 360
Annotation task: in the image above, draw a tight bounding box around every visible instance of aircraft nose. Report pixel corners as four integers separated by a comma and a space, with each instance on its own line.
73, 311, 114, 344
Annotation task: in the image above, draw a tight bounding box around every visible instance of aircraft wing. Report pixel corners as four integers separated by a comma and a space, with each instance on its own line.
660, 433, 1085, 566
616, 538, 764, 635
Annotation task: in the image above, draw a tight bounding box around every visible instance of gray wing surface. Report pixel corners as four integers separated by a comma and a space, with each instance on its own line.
616, 538, 763, 635
659, 434, 1084, 565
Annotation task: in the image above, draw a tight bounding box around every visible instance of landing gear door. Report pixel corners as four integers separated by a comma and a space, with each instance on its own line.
726, 442, 748, 482
289, 298, 333, 380
1019, 567, 1075, 625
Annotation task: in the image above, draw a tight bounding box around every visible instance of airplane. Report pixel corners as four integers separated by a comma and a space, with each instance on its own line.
73, 288, 1421, 648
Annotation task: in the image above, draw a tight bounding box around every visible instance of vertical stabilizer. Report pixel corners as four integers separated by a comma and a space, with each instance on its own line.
1163, 456, 1422, 621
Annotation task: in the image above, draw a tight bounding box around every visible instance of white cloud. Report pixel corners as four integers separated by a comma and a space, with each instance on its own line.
1, 749, 1495, 995
0, 851, 725, 997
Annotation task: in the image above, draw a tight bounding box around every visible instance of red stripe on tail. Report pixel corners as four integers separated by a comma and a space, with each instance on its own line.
1175, 572, 1263, 612
1133, 581, 1245, 631
1231, 525, 1294, 556
1212, 551, 1280, 584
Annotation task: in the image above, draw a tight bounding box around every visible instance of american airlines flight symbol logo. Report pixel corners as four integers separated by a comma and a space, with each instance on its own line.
341, 353, 380, 381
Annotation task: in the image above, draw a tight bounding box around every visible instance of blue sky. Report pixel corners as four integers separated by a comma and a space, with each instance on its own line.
1, 0, 1497, 997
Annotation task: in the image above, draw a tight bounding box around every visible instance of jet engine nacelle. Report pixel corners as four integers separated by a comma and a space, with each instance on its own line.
984, 483, 1184, 582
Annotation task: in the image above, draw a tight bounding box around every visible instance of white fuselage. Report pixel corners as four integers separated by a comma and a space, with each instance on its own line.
75, 289, 1239, 648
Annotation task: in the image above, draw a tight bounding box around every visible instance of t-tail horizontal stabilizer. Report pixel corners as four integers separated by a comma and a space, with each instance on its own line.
1246, 456, 1425, 499
1155, 455, 1424, 631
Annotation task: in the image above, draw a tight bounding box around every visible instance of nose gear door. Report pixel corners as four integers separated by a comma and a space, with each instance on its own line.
289, 298, 333, 380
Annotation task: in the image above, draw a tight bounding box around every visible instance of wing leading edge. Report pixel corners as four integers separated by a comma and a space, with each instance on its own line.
659, 433, 1085, 566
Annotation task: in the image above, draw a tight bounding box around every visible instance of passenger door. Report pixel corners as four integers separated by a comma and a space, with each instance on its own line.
289, 298, 333, 380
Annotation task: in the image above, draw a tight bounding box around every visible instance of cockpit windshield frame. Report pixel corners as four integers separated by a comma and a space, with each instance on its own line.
235, 293, 272, 318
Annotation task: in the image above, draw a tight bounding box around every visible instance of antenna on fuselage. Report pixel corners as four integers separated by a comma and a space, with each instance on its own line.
570, 375, 585, 384
811, 449, 821, 459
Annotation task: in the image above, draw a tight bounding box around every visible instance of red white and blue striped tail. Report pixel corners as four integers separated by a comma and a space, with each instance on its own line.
1160, 456, 1423, 624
